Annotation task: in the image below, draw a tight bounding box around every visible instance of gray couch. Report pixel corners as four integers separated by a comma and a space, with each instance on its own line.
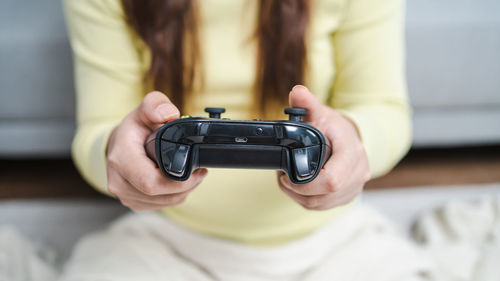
406, 0, 500, 146
1, 0, 499, 157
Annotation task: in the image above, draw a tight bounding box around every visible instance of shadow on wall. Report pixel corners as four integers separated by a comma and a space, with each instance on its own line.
0, 0, 499, 158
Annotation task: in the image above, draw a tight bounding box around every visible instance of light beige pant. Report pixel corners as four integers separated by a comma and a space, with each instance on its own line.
59, 204, 435, 281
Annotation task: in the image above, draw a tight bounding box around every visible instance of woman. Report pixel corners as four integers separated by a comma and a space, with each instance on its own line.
61, 0, 432, 280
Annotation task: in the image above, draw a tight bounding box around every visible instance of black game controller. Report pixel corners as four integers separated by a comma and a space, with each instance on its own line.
145, 107, 331, 184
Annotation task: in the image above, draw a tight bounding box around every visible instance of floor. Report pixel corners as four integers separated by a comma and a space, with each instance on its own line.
0, 146, 499, 199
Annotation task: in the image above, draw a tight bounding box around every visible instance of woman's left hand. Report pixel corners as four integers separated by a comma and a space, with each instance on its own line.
277, 85, 371, 210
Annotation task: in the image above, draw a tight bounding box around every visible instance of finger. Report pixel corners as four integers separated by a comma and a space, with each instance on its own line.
108, 170, 196, 205
119, 195, 186, 212
123, 192, 190, 210
279, 137, 362, 196
116, 151, 208, 196
288, 85, 323, 122
278, 177, 359, 211
279, 172, 338, 196
307, 146, 367, 199
131, 167, 207, 196
108, 172, 158, 211
135, 91, 180, 131
278, 181, 331, 210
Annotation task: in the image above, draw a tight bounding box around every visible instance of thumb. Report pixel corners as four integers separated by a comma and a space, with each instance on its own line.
288, 85, 322, 121
135, 91, 180, 131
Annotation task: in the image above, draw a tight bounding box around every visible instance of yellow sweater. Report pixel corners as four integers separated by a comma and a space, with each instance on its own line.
64, 0, 411, 245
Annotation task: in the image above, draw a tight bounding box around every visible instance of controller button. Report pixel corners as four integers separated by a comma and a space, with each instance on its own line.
235, 137, 248, 143
204, 107, 226, 119
285, 108, 307, 122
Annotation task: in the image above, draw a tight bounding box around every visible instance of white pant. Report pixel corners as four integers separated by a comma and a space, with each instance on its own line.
59, 204, 435, 281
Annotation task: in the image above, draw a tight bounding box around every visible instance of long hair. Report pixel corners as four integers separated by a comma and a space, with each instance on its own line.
121, 0, 310, 115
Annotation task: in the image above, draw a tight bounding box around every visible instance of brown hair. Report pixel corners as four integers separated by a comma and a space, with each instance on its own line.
122, 0, 310, 115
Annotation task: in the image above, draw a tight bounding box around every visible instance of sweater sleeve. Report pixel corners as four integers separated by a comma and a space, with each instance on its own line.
329, 0, 412, 178
63, 0, 146, 193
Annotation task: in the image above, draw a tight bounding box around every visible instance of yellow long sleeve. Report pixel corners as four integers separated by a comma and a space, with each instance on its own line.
64, 0, 146, 193
330, 0, 411, 177
64, 0, 410, 245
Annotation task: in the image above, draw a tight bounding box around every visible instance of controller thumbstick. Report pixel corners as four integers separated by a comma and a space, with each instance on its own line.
284, 108, 307, 121
205, 107, 226, 119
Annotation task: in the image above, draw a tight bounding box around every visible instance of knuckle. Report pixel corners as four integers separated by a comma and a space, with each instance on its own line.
303, 197, 320, 209
137, 177, 157, 196
107, 155, 120, 170
107, 183, 119, 196
140, 184, 156, 196
301, 203, 319, 211
325, 174, 339, 192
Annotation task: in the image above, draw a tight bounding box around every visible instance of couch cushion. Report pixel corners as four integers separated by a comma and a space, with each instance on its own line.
406, 0, 500, 108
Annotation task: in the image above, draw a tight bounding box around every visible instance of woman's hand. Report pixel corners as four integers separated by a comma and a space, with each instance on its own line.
277, 86, 371, 211
106, 91, 208, 211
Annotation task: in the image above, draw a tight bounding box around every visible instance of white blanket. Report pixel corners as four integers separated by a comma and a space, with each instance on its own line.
1, 195, 499, 281
0, 227, 57, 281
412, 196, 500, 281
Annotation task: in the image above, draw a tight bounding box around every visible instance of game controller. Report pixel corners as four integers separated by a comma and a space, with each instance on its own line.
145, 107, 331, 184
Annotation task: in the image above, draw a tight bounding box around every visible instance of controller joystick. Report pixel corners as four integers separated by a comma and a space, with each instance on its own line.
205, 107, 226, 119
284, 107, 307, 121
146, 107, 331, 184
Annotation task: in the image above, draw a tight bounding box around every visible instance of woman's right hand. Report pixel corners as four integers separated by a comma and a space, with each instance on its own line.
105, 91, 208, 211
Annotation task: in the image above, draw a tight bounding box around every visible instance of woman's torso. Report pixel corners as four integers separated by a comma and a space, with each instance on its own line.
157, 0, 353, 246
